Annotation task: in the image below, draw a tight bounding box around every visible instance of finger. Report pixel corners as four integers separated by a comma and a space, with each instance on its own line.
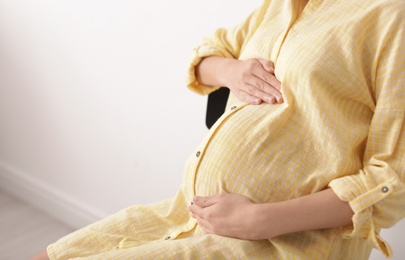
256, 59, 275, 73
196, 218, 214, 234
259, 72, 282, 92
249, 61, 282, 94
197, 218, 229, 237
244, 79, 283, 104
237, 91, 263, 105
193, 195, 217, 208
188, 204, 206, 219
249, 74, 282, 102
251, 69, 282, 92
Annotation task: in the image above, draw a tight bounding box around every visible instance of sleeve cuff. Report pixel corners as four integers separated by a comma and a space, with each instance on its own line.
328, 163, 405, 258
186, 46, 234, 95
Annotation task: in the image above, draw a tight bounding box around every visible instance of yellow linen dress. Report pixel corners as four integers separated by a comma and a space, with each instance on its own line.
48, 0, 405, 259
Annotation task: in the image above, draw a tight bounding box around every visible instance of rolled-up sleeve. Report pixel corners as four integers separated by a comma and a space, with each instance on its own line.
329, 11, 405, 257
186, 0, 271, 95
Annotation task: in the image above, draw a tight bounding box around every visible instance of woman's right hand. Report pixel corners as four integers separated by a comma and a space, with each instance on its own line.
220, 58, 283, 105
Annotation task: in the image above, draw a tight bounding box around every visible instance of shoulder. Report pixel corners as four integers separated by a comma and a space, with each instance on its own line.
367, 0, 405, 30
372, 0, 405, 13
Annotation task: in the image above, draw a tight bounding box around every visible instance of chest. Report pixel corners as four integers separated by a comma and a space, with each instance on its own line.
240, 0, 380, 109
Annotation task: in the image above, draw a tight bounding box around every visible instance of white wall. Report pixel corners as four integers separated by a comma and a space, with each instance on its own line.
0, 1, 403, 259
0, 0, 260, 220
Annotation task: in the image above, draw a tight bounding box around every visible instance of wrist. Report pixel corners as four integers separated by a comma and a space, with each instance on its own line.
196, 56, 238, 88
217, 58, 239, 88
250, 203, 281, 239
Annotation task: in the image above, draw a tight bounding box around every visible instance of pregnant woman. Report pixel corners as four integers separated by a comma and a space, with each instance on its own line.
33, 0, 405, 259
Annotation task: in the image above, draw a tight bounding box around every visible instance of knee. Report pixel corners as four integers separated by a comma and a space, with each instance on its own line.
31, 250, 50, 260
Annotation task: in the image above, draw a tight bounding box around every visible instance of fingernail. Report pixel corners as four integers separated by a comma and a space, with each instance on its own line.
277, 96, 283, 103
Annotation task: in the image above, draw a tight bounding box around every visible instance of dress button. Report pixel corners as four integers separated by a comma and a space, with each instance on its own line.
382, 186, 389, 193
165, 236, 171, 240
196, 151, 201, 157
231, 106, 237, 110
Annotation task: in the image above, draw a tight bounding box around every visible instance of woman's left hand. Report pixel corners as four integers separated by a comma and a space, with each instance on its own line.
188, 192, 263, 240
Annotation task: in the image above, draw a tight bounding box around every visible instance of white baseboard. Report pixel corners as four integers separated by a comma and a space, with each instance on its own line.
0, 161, 108, 230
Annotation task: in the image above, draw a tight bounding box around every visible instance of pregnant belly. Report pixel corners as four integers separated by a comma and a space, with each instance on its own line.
179, 94, 364, 207
188, 100, 359, 204
192, 102, 305, 203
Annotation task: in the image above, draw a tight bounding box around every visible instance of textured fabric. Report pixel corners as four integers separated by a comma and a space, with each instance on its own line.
48, 0, 405, 259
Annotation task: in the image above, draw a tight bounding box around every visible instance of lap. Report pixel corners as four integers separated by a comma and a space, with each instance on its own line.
49, 232, 274, 260
46, 191, 276, 259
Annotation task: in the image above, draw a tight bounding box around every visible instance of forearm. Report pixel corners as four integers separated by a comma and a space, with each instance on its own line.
195, 56, 237, 87
255, 188, 354, 238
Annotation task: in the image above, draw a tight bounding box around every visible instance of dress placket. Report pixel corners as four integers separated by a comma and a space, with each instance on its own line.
189, 102, 249, 197
271, 0, 313, 63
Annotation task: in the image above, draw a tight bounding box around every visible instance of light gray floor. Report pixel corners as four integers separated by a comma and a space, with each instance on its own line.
0, 189, 74, 260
